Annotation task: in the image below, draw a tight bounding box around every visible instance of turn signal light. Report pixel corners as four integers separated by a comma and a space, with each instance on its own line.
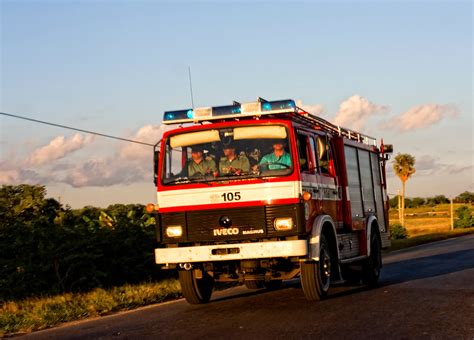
146, 203, 157, 213
302, 191, 312, 201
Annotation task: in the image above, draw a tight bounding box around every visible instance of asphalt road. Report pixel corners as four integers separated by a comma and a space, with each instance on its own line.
22, 235, 474, 339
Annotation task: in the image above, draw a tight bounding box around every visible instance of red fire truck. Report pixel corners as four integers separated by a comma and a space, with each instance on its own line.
149, 98, 392, 304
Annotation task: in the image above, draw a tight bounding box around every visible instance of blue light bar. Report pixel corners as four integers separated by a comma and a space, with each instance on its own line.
261, 99, 296, 112
212, 104, 241, 116
162, 99, 297, 125
163, 109, 194, 122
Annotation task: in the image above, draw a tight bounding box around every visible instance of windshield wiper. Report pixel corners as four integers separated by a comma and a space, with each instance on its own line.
164, 176, 191, 185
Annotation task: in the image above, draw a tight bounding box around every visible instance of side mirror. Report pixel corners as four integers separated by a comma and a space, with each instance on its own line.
383, 144, 393, 153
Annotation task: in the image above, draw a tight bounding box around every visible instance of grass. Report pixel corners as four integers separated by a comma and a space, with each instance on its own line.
0, 280, 181, 337
389, 227, 474, 251
389, 204, 472, 237
387, 203, 474, 250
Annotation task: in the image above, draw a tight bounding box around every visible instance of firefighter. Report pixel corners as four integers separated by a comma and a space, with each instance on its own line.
187, 146, 217, 177
219, 143, 250, 175
255, 140, 292, 170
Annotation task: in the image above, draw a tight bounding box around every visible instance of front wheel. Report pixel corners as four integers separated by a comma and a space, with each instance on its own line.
301, 234, 331, 301
178, 269, 214, 304
362, 229, 382, 287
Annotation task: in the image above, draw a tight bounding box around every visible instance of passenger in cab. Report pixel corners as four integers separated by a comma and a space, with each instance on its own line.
257, 141, 291, 170
219, 143, 250, 176
187, 146, 217, 177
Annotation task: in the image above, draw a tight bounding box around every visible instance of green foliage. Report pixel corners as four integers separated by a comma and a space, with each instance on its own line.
389, 196, 398, 209
409, 197, 425, 208
454, 191, 474, 204
0, 184, 165, 302
426, 195, 449, 206
454, 206, 474, 228
392, 153, 416, 182
390, 223, 408, 240
0, 280, 181, 336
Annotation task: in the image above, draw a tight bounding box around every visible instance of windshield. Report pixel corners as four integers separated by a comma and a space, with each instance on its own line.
161, 125, 293, 185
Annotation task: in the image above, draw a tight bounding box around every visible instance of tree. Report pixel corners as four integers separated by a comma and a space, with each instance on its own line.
392, 153, 416, 226
454, 191, 474, 204
411, 197, 425, 208
426, 195, 449, 206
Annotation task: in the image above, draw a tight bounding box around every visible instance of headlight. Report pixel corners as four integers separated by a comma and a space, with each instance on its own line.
274, 217, 294, 231
166, 225, 183, 238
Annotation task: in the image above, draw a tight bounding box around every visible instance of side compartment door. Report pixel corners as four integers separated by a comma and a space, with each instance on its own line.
344, 145, 364, 229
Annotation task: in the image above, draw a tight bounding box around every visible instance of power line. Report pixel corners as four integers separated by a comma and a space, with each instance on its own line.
0, 112, 154, 147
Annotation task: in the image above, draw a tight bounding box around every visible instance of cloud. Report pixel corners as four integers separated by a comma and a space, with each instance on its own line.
396, 154, 472, 177
61, 159, 147, 188
1, 124, 171, 188
446, 164, 473, 175
333, 95, 388, 131
0, 168, 47, 185
390, 104, 459, 131
60, 124, 169, 188
28, 133, 94, 165
415, 155, 439, 175
119, 124, 169, 162
295, 100, 325, 116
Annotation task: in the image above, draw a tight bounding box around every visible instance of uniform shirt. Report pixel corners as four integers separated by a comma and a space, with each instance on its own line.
259, 152, 292, 170
219, 154, 250, 175
187, 158, 217, 177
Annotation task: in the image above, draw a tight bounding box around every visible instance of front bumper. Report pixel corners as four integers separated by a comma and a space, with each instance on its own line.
155, 240, 308, 264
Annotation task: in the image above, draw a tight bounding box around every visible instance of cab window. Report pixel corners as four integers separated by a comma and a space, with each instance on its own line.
316, 135, 335, 176
296, 133, 315, 173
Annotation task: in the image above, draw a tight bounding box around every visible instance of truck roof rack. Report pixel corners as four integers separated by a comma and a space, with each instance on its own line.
162, 97, 377, 146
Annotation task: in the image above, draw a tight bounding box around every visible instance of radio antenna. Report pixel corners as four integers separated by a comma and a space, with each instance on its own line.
188, 66, 195, 109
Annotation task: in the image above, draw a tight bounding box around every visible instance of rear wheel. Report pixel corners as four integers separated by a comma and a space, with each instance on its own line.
301, 234, 331, 301
362, 229, 382, 287
178, 269, 214, 304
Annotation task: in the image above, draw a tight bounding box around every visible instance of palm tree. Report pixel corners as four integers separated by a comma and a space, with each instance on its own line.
393, 153, 416, 226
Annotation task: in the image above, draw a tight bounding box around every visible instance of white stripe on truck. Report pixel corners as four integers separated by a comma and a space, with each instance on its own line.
157, 180, 301, 209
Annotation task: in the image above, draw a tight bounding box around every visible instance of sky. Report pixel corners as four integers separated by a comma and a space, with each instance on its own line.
0, 0, 472, 208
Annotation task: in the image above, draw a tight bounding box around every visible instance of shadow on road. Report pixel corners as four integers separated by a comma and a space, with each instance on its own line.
380, 248, 474, 286
210, 248, 474, 304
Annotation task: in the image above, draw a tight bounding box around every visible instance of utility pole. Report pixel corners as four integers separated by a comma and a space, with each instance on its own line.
397, 190, 401, 223
450, 197, 454, 231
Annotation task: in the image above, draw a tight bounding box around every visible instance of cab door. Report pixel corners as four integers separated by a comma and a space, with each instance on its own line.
314, 134, 340, 226
296, 131, 318, 231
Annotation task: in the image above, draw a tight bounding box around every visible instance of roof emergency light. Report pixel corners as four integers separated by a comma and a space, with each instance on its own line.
162, 99, 297, 125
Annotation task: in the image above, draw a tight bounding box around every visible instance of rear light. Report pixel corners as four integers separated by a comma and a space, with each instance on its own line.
274, 217, 294, 231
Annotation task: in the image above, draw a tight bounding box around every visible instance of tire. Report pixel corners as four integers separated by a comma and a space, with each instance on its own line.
362, 228, 382, 287
245, 280, 264, 289
301, 234, 331, 301
178, 269, 214, 304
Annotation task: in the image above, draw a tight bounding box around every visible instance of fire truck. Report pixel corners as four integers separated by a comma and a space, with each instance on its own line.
148, 98, 392, 304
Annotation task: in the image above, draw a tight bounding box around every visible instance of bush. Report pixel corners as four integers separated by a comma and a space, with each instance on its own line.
0, 184, 167, 302
390, 223, 408, 240
454, 206, 474, 228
